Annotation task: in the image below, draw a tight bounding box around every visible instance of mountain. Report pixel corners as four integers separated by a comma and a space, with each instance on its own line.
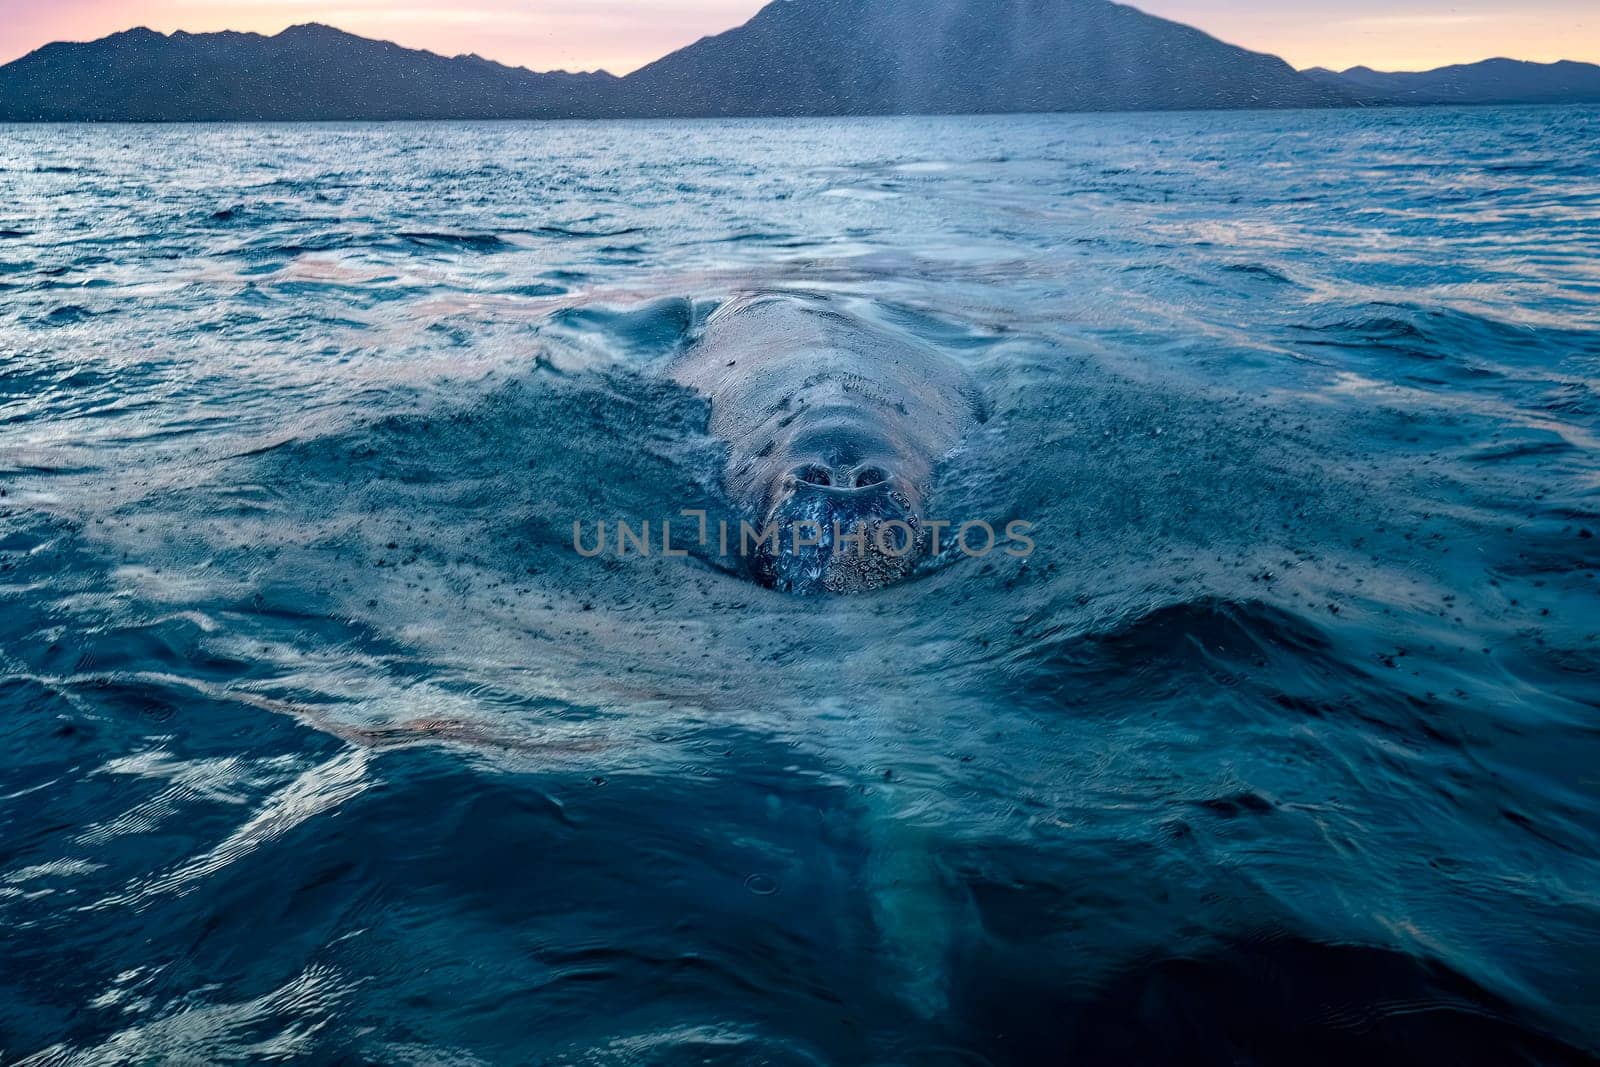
2, 1, 1597, 123
1303, 58, 1600, 106
619, 0, 1347, 115
0, 23, 617, 121
0, 0, 1350, 121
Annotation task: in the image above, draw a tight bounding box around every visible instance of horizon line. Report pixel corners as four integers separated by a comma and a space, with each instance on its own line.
4, 16, 1597, 81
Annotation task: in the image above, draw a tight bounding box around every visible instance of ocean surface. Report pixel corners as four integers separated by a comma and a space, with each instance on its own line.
1, 108, 1598, 1064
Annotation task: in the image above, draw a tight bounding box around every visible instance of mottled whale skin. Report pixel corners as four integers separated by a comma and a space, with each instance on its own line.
671, 292, 983, 593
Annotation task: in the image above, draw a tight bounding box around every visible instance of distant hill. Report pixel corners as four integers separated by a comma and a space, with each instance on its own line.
0, 1, 1596, 122
0, 23, 617, 121
620, 0, 1346, 116
1303, 58, 1600, 106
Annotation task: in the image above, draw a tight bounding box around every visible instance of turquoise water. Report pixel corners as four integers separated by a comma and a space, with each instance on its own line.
2, 108, 1598, 1063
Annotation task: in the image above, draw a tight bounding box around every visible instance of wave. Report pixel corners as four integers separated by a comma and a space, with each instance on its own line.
396, 231, 511, 251
1221, 262, 1298, 285
39, 304, 111, 326
958, 933, 1598, 1065
1005, 597, 1346, 710
1288, 303, 1582, 371
525, 224, 646, 239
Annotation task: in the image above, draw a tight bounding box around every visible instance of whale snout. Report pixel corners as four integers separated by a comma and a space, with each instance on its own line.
787, 461, 892, 491
756, 473, 923, 595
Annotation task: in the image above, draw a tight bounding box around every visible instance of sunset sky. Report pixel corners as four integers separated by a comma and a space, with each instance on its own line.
2, 0, 1596, 75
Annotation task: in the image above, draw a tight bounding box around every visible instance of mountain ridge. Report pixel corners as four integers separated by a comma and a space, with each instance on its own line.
1302, 57, 1600, 106
1, 1, 1596, 122
0, 20, 619, 121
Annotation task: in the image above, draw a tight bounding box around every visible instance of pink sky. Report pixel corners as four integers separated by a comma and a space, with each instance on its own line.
3, 0, 1597, 75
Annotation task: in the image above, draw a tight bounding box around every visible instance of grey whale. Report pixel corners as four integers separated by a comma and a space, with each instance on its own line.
671, 293, 984, 594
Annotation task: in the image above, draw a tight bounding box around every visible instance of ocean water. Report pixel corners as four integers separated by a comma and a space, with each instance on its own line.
1, 107, 1598, 1064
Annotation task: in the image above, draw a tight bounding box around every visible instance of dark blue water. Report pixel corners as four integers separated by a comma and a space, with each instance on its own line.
2, 108, 1598, 1064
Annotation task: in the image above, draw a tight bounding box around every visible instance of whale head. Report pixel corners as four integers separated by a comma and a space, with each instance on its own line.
753, 463, 924, 595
